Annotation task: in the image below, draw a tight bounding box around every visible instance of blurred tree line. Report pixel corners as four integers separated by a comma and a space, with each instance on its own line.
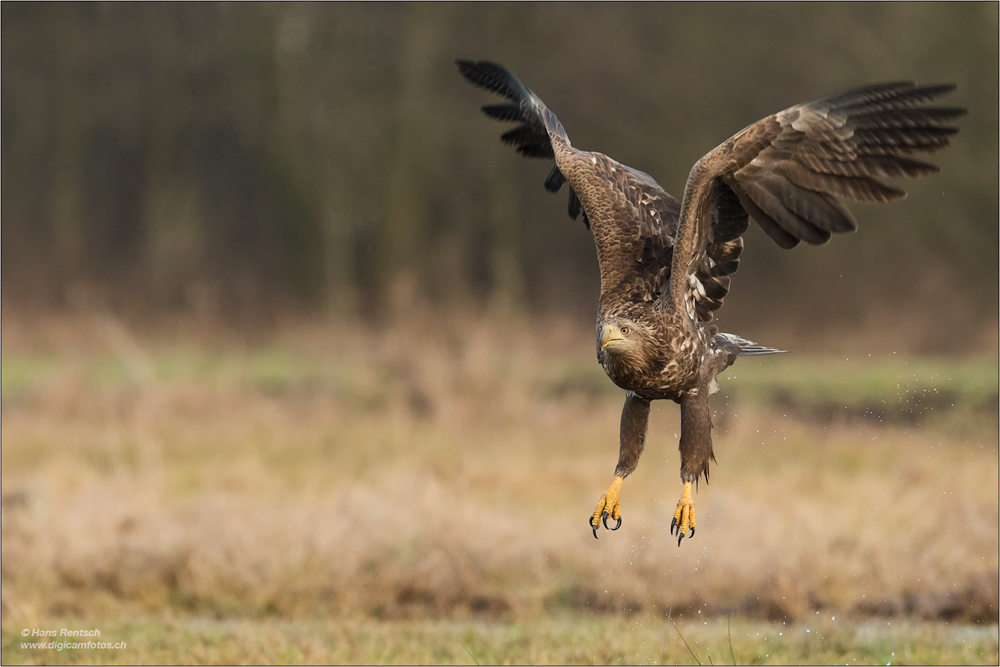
2, 3, 997, 349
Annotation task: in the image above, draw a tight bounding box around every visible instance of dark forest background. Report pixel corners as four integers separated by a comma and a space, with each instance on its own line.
3, 3, 997, 352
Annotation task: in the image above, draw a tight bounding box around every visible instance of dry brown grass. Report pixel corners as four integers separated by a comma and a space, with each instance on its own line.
2, 311, 997, 633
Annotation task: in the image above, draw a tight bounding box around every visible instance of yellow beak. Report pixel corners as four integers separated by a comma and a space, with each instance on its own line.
600, 324, 626, 350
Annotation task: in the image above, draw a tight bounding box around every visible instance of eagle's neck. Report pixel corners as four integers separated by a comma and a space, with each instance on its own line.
600, 318, 704, 398
599, 335, 669, 394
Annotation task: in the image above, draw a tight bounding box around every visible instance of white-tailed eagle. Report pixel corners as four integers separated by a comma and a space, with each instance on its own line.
458, 60, 964, 545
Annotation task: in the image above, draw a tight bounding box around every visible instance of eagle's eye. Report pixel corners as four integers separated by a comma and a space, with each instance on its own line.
621, 326, 630, 335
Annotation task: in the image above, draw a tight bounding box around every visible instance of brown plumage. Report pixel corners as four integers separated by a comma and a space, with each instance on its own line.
457, 60, 965, 545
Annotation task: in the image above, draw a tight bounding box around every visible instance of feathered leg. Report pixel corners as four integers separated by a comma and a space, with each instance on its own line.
590, 392, 650, 538
671, 387, 716, 546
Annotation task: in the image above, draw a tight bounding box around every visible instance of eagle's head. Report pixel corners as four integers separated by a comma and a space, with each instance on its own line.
596, 316, 659, 383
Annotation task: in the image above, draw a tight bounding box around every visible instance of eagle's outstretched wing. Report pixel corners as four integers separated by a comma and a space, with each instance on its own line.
457, 60, 737, 322
459, 64, 966, 546
669, 82, 966, 311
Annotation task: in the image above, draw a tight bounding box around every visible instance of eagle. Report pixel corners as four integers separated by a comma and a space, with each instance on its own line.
457, 60, 964, 545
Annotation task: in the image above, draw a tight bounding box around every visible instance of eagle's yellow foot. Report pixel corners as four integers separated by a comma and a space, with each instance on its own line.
670, 481, 696, 546
589, 476, 624, 539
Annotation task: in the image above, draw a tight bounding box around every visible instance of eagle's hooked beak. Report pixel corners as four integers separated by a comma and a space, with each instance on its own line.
600, 324, 626, 350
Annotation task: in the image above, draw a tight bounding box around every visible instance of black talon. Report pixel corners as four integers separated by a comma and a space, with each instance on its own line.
689, 526, 695, 538
590, 517, 599, 539
611, 516, 622, 531
670, 517, 677, 536
601, 510, 609, 530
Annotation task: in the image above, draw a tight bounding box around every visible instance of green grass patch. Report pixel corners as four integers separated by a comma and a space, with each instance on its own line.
5, 347, 996, 406
1, 354, 63, 396
2, 615, 997, 665
722, 355, 997, 405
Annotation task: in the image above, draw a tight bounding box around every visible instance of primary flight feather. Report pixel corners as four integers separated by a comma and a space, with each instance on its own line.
457, 60, 965, 545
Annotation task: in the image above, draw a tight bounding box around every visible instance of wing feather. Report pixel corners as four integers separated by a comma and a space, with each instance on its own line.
461, 63, 963, 326
669, 81, 964, 312
772, 160, 905, 205
584, 157, 681, 310
728, 185, 800, 249
757, 172, 855, 234
796, 153, 940, 179
744, 176, 832, 245
459, 60, 690, 311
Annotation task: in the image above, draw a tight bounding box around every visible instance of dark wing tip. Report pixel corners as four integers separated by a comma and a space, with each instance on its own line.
817, 81, 915, 107
821, 81, 964, 114
455, 58, 493, 85
481, 103, 523, 122
455, 58, 496, 74
915, 82, 958, 97
544, 165, 566, 192
455, 59, 529, 102
942, 104, 969, 123
455, 59, 477, 80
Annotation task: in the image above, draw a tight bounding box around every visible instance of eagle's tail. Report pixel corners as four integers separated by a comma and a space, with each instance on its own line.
714, 332, 789, 357
457, 60, 585, 224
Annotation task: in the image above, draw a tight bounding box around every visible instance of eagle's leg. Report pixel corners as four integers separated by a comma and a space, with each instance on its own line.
671, 481, 696, 544
590, 392, 650, 538
671, 387, 715, 546
590, 476, 623, 538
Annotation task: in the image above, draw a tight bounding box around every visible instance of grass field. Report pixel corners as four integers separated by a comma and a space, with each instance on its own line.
3, 615, 998, 664
2, 312, 997, 664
